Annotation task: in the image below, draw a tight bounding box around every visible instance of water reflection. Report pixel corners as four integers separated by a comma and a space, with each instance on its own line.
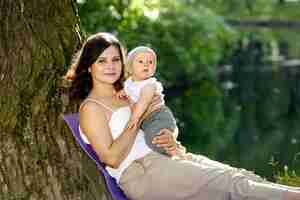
219, 34, 300, 177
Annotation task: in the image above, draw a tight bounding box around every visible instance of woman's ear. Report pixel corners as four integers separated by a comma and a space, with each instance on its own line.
125, 63, 132, 74
88, 67, 91, 73
127, 67, 132, 74
124, 65, 131, 78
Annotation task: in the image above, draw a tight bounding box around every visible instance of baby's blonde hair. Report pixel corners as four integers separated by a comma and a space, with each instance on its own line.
126, 46, 157, 76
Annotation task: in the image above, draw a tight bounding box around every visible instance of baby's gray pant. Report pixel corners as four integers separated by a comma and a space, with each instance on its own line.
141, 105, 176, 155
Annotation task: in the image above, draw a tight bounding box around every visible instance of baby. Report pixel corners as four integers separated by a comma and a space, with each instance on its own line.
119, 46, 189, 158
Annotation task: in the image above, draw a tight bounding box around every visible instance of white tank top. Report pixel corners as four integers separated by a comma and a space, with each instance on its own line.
79, 99, 152, 183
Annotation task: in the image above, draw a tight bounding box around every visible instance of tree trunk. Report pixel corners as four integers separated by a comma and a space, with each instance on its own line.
0, 1, 108, 199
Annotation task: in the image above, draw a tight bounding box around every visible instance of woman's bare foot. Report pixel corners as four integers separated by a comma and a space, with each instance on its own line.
283, 190, 300, 200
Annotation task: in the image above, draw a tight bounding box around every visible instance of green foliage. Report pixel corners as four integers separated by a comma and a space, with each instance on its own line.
77, 0, 130, 34
179, 79, 239, 158
190, 0, 300, 19
271, 155, 300, 186
276, 168, 300, 187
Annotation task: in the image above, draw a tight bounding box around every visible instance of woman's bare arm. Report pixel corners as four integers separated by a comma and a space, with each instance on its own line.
80, 102, 140, 168
130, 83, 156, 121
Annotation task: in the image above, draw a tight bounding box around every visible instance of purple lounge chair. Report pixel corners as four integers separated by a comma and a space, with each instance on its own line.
63, 113, 130, 200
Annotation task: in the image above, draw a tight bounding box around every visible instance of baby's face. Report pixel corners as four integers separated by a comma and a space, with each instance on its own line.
131, 52, 156, 81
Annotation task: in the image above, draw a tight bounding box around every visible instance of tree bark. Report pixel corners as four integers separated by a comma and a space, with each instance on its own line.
0, 1, 108, 199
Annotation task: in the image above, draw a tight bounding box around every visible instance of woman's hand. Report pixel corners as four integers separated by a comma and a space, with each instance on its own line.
152, 128, 177, 156
140, 94, 162, 121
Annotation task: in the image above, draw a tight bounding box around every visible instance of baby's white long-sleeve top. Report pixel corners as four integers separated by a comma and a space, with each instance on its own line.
124, 77, 165, 104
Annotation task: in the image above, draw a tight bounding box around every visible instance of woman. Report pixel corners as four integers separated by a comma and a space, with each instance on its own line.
65, 32, 300, 200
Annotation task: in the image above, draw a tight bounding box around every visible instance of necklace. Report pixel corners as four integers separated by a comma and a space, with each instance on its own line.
88, 92, 125, 109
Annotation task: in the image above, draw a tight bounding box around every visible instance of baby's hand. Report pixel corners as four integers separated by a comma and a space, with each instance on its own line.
116, 89, 129, 100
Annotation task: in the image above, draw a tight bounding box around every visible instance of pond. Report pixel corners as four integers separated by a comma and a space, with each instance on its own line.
219, 29, 300, 178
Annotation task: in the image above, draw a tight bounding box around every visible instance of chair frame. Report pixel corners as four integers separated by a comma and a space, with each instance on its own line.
63, 113, 130, 200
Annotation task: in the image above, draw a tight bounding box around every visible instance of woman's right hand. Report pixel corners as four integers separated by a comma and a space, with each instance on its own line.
140, 94, 162, 121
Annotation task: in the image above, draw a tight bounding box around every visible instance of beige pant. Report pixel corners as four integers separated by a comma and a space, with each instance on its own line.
119, 152, 287, 200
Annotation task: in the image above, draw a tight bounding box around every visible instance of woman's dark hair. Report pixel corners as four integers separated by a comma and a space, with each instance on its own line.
65, 32, 126, 100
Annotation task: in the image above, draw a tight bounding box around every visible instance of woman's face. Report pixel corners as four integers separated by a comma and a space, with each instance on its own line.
90, 45, 122, 85
131, 52, 156, 81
